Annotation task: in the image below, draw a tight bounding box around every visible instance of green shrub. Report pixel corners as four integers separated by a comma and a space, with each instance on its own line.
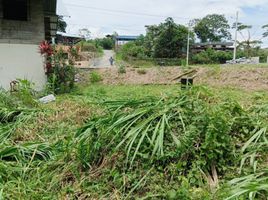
13, 79, 37, 106
118, 64, 126, 74
80, 43, 97, 52
95, 37, 114, 50
89, 71, 103, 83
192, 48, 233, 64
39, 41, 76, 94
78, 41, 104, 56
47, 64, 76, 94
118, 42, 146, 60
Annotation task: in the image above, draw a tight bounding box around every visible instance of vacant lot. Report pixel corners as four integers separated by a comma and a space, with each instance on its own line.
1, 65, 268, 199
97, 65, 268, 91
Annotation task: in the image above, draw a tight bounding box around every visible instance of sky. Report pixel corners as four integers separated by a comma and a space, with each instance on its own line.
57, 0, 268, 47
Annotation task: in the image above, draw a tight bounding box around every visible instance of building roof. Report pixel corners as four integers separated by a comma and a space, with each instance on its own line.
116, 35, 139, 41
57, 32, 84, 39
193, 42, 234, 47
56, 32, 84, 45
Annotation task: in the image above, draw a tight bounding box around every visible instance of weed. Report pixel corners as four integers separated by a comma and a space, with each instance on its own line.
2, 79, 268, 199
89, 71, 103, 83
13, 79, 38, 107
118, 64, 126, 74
76, 86, 250, 178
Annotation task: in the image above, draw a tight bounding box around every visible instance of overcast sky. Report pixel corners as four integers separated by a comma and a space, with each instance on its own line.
57, 0, 268, 46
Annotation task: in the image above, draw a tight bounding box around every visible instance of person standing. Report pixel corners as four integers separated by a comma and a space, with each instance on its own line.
109, 57, 114, 66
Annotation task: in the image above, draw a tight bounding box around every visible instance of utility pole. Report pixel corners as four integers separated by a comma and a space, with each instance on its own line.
186, 23, 190, 67
233, 11, 239, 61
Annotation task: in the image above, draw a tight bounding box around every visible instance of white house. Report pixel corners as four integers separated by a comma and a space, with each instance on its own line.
0, 0, 58, 90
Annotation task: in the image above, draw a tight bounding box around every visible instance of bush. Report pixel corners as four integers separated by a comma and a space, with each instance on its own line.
191, 48, 233, 64
39, 41, 76, 94
96, 37, 114, 50
118, 42, 147, 60
89, 71, 102, 83
79, 42, 96, 52
13, 79, 37, 106
78, 41, 104, 56
118, 64, 126, 74
47, 64, 76, 94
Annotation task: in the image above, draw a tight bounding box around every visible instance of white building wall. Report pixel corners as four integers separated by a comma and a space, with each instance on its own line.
0, 44, 46, 90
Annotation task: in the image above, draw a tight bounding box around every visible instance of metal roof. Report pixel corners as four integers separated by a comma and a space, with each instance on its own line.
57, 31, 84, 39
116, 35, 139, 41
193, 42, 234, 46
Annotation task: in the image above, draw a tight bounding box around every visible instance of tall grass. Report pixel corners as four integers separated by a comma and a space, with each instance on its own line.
226, 126, 268, 199
76, 86, 253, 181
2, 81, 268, 199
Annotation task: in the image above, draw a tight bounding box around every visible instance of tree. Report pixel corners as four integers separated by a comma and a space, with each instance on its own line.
144, 18, 194, 58
233, 22, 262, 58
78, 28, 91, 40
95, 37, 115, 50
144, 24, 164, 57
193, 14, 231, 43
154, 18, 194, 58
57, 16, 67, 33
262, 24, 268, 38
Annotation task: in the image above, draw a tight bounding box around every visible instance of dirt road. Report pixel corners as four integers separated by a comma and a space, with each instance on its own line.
91, 50, 115, 68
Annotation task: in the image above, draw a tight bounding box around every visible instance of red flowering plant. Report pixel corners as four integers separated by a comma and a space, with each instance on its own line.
39, 41, 54, 74
39, 41, 76, 94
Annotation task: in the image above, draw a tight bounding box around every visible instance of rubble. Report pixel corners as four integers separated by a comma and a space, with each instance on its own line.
226, 57, 260, 65
39, 94, 56, 104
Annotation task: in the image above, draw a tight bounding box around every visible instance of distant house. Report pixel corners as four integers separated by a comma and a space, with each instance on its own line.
115, 35, 139, 49
0, 0, 58, 90
56, 32, 84, 45
192, 42, 234, 53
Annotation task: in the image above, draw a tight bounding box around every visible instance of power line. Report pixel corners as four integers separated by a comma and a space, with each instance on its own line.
68, 23, 145, 32
64, 3, 190, 20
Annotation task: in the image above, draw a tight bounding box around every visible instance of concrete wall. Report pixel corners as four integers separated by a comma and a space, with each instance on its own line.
0, 0, 45, 44
0, 0, 47, 90
0, 44, 46, 90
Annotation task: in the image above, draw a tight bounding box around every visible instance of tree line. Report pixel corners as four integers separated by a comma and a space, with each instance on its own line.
118, 14, 268, 64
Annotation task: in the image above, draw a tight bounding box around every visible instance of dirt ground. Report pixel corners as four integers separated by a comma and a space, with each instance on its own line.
90, 65, 268, 91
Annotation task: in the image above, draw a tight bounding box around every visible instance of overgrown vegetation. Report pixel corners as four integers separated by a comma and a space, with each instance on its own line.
192, 48, 246, 64
78, 40, 104, 56
89, 71, 103, 83
116, 15, 268, 66
40, 41, 76, 94
1, 76, 268, 199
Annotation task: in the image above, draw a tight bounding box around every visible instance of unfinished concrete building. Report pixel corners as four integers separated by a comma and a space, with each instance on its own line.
0, 0, 58, 90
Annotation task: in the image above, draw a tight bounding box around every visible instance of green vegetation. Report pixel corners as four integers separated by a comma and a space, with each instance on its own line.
118, 63, 127, 74
193, 14, 231, 43
137, 69, 147, 75
40, 41, 76, 94
2, 72, 268, 199
78, 36, 114, 56
192, 48, 245, 64
78, 40, 104, 56
116, 15, 268, 66
89, 71, 103, 83
95, 37, 115, 50
117, 18, 194, 65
